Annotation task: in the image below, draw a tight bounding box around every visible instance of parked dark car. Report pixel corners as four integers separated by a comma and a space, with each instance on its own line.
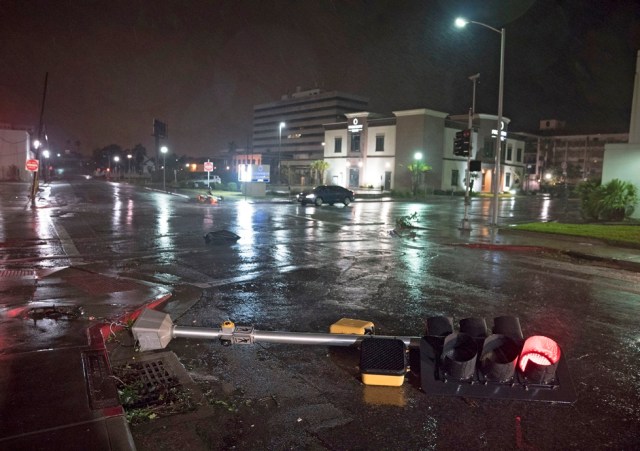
297, 185, 355, 206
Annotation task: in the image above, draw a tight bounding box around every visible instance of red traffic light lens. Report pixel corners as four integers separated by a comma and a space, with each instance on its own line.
518, 336, 561, 384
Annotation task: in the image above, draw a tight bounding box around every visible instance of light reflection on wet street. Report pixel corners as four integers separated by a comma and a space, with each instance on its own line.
1, 180, 639, 449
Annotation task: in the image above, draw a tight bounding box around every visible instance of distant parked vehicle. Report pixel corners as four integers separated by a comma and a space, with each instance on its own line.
185, 173, 221, 188
297, 185, 355, 206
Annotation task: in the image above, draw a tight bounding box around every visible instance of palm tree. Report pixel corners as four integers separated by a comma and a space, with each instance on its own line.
310, 160, 330, 185
407, 161, 432, 196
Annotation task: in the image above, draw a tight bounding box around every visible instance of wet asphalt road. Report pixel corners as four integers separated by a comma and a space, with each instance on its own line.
1, 180, 639, 450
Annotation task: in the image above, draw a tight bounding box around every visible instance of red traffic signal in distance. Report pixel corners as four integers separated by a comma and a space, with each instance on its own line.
420, 315, 576, 403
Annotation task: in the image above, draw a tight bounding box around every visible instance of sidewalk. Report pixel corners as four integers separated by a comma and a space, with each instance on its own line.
0, 265, 171, 450
1, 229, 639, 450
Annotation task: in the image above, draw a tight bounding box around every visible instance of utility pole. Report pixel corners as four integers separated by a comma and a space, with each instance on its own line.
153, 119, 167, 173
30, 73, 48, 208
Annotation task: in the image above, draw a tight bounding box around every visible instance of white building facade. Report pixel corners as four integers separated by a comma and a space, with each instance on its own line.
602, 50, 640, 218
0, 128, 32, 182
323, 109, 526, 195
324, 113, 397, 189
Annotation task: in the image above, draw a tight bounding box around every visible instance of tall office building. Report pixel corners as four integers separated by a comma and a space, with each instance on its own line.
252, 88, 368, 183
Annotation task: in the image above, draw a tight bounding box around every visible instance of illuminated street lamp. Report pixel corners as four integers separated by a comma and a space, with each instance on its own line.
127, 154, 132, 177
278, 122, 285, 183
455, 17, 505, 226
114, 155, 120, 178
160, 145, 168, 191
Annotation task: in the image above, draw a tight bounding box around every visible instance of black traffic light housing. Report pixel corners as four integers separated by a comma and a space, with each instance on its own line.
420, 315, 576, 403
453, 129, 471, 156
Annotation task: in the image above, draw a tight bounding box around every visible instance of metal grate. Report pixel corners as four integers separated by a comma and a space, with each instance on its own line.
82, 350, 120, 410
111, 352, 197, 411
114, 359, 181, 408
0, 269, 36, 278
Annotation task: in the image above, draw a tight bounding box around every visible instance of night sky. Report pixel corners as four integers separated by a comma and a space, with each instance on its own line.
1, 0, 639, 158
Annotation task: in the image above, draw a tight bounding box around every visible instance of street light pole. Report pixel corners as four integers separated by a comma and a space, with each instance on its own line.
460, 107, 474, 231
161, 145, 168, 191
461, 73, 479, 231
278, 122, 285, 184
455, 18, 505, 226
114, 156, 120, 179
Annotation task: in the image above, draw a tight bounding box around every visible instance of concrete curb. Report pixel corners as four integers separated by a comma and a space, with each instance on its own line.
455, 242, 640, 273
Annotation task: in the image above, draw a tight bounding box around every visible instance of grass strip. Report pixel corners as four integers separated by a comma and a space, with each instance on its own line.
511, 223, 640, 246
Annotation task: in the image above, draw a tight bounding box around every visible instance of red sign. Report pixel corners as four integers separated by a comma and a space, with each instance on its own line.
203, 161, 214, 172
25, 159, 39, 172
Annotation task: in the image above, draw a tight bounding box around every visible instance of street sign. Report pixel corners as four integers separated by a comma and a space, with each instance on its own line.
204, 161, 214, 172
25, 159, 39, 172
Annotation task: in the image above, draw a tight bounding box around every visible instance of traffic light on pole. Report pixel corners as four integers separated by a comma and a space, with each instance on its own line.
454, 131, 464, 155
453, 129, 471, 156
420, 315, 575, 403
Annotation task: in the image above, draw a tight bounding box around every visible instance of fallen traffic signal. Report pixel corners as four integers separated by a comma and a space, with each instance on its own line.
420, 316, 575, 403
132, 310, 575, 403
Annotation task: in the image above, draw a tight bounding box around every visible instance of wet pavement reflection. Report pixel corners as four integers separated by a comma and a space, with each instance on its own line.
1, 180, 639, 449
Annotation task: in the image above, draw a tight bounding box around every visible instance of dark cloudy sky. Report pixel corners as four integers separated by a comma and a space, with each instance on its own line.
1, 0, 639, 157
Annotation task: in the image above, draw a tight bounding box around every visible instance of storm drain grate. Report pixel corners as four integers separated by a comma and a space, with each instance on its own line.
82, 350, 120, 410
113, 359, 182, 409
0, 269, 36, 278
111, 351, 200, 423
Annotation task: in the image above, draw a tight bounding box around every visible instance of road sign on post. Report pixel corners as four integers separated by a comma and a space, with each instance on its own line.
25, 159, 39, 172
204, 161, 214, 172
